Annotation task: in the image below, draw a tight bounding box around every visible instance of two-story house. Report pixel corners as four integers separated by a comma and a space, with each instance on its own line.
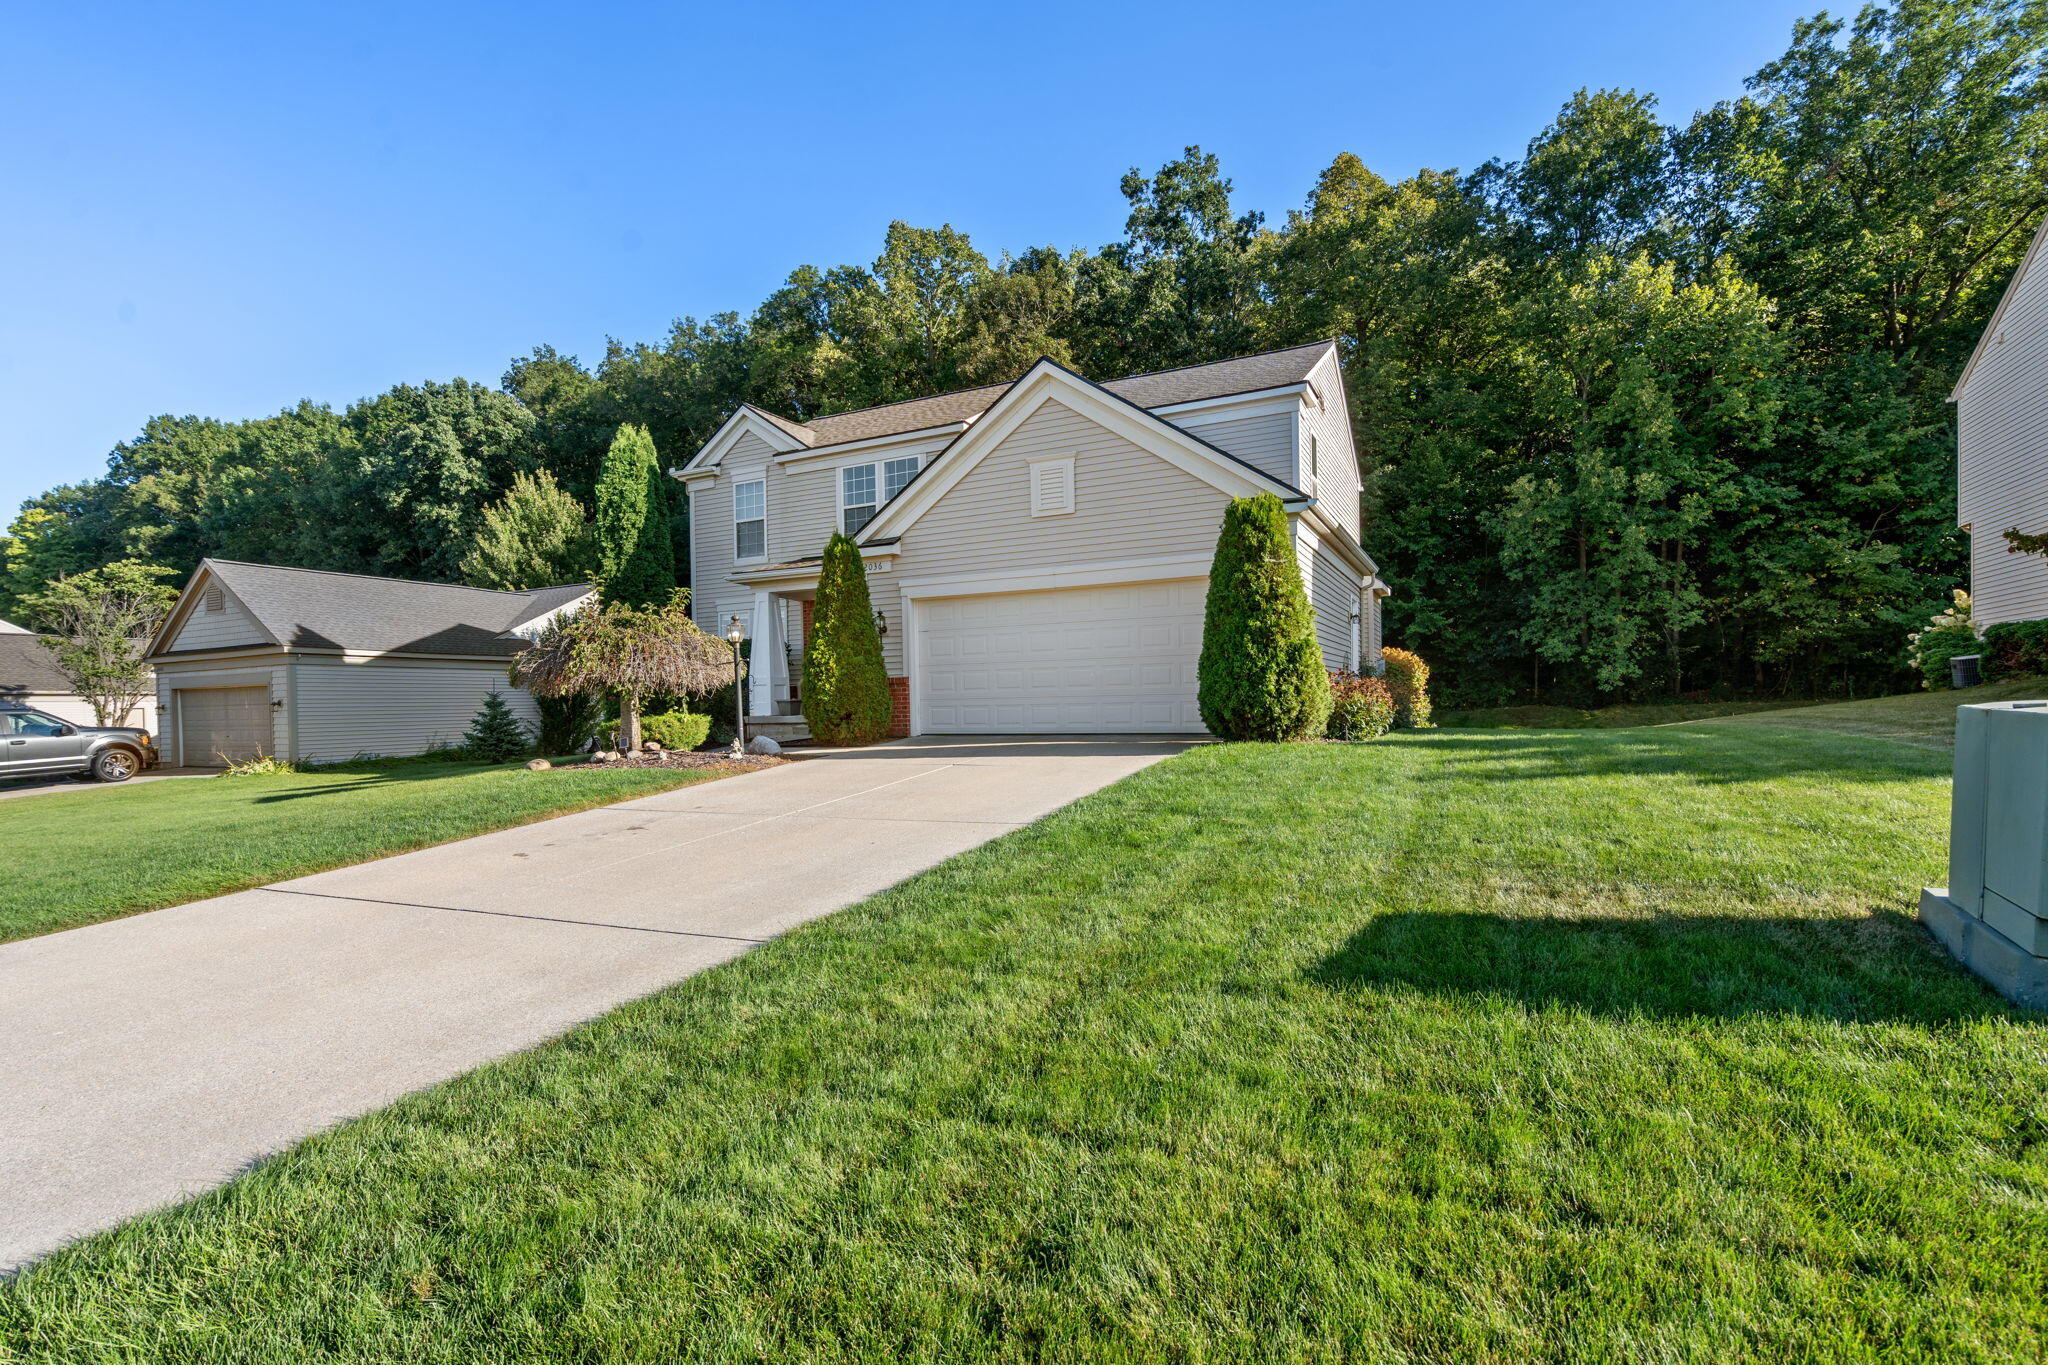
671, 340, 1385, 738
1954, 213, 2048, 628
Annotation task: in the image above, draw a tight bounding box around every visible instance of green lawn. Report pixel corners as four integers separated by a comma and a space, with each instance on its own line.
0, 760, 726, 944
1437, 698, 1822, 729
1684, 677, 2048, 750
5, 724, 2044, 1361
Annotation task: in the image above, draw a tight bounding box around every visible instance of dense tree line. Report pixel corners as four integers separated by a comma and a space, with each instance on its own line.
5, 0, 2042, 705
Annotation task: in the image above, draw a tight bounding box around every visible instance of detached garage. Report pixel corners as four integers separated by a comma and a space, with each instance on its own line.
146, 560, 592, 766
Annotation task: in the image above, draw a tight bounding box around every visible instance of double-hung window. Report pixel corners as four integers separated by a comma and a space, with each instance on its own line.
841, 455, 920, 535
734, 479, 766, 559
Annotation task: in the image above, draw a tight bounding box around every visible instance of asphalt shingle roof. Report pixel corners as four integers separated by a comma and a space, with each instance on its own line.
0, 633, 75, 696
770, 340, 1335, 452
157, 561, 594, 659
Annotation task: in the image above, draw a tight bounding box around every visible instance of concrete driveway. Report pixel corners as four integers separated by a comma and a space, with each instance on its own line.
0, 735, 1192, 1272
0, 767, 212, 801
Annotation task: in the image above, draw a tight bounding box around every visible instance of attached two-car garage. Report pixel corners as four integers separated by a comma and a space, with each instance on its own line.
914, 580, 1208, 734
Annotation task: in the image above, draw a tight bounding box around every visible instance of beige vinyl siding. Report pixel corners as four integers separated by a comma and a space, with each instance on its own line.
1366, 592, 1384, 666
1958, 254, 2048, 626
883, 397, 1234, 674
1168, 408, 1297, 486
288, 657, 541, 763
165, 584, 270, 652
1302, 529, 1364, 671
1300, 348, 1363, 545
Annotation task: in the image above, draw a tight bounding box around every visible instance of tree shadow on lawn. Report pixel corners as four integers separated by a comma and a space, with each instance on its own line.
1374, 727, 1950, 788
1308, 905, 2025, 1025
247, 766, 504, 803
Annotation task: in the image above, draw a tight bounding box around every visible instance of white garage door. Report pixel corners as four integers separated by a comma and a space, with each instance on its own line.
178, 686, 271, 765
916, 580, 1207, 733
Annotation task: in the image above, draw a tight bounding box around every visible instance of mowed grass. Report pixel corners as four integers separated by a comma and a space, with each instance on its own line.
1437, 698, 1821, 729
0, 760, 726, 943
6, 727, 2048, 1362
1686, 677, 2048, 750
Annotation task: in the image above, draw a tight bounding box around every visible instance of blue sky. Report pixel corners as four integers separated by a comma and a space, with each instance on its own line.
0, 0, 1818, 520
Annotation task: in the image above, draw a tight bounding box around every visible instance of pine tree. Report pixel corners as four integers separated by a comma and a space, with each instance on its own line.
593, 424, 676, 608
462, 690, 532, 763
802, 533, 891, 745
1197, 493, 1331, 741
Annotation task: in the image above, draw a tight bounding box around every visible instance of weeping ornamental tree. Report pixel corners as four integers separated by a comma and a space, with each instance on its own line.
513, 592, 731, 754
802, 533, 891, 745
1198, 494, 1330, 741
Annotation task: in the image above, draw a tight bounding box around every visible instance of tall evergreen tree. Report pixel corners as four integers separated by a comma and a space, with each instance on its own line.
592, 424, 676, 608
1198, 494, 1331, 741
802, 533, 891, 745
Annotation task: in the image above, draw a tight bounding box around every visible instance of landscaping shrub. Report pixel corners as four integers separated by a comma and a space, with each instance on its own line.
802, 533, 891, 746
1326, 671, 1395, 740
1380, 647, 1433, 727
640, 710, 712, 751
593, 423, 677, 609
535, 693, 601, 755
1907, 589, 1981, 689
461, 690, 532, 763
1982, 618, 2048, 681
216, 754, 298, 777
1197, 493, 1331, 741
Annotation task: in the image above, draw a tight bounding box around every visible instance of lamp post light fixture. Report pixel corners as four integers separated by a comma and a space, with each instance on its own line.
726, 615, 747, 749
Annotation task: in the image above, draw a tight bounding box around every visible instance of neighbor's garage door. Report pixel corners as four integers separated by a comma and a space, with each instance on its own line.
177, 686, 271, 765
916, 580, 1208, 733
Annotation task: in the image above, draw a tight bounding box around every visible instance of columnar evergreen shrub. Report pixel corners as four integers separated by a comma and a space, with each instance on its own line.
1197, 493, 1331, 741
462, 691, 531, 763
1326, 671, 1396, 740
593, 424, 676, 608
803, 534, 891, 745
1380, 648, 1434, 727
640, 710, 712, 751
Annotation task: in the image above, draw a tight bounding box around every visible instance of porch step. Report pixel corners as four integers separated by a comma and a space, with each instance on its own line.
743, 714, 811, 743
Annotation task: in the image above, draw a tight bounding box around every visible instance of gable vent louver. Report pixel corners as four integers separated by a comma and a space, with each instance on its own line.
203, 584, 224, 613
1030, 458, 1075, 517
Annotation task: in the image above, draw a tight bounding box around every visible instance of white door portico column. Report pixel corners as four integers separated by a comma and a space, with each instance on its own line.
748, 590, 779, 716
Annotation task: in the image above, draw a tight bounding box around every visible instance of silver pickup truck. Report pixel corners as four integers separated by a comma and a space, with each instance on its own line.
0, 706, 157, 782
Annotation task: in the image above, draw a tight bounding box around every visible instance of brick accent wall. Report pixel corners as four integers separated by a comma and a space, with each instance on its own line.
887, 676, 910, 738
801, 599, 813, 644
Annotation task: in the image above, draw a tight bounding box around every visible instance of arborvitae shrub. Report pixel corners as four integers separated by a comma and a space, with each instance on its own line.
1196, 493, 1331, 741
802, 533, 891, 745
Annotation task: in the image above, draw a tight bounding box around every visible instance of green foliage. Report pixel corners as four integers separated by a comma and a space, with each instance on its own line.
215, 754, 299, 778
1198, 494, 1331, 741
461, 691, 531, 763
1325, 671, 1396, 740
514, 592, 729, 755
21, 559, 179, 726
593, 424, 676, 608
803, 534, 891, 746
1379, 648, 1434, 728
461, 470, 594, 591
640, 710, 712, 751
1981, 618, 2048, 681
534, 694, 602, 756
1907, 590, 1981, 689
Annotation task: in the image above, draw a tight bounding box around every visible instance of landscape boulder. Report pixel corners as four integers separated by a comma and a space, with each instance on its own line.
747, 735, 783, 755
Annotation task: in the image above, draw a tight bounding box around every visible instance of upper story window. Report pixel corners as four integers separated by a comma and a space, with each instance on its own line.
841, 455, 921, 536
734, 479, 766, 560
1309, 434, 1320, 487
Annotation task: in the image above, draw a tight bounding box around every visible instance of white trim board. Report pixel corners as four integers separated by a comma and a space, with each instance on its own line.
895, 554, 1212, 601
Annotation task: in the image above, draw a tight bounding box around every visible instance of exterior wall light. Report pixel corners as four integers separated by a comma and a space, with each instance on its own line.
873, 610, 888, 637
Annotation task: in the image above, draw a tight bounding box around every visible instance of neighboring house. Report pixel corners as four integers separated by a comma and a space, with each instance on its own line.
0, 617, 31, 634
1953, 212, 2048, 628
0, 630, 157, 730
145, 560, 592, 766
672, 340, 1385, 736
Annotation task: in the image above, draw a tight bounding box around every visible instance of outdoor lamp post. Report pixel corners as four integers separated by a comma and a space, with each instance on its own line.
726, 615, 746, 749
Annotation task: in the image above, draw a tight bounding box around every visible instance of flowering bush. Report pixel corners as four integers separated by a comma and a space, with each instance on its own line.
1380, 648, 1434, 727
1326, 671, 1397, 740
1906, 589, 1979, 690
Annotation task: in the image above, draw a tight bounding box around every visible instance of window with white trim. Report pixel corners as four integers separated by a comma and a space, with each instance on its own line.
1030, 457, 1075, 517
734, 479, 766, 559
1308, 433, 1319, 489
840, 455, 921, 535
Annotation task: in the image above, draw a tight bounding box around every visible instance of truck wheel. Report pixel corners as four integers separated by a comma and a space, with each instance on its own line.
92, 748, 139, 782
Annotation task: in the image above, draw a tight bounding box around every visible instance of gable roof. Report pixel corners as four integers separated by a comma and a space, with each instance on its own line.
152, 560, 595, 660
855, 356, 1306, 545
0, 633, 75, 695
1952, 211, 2048, 401
685, 340, 1338, 470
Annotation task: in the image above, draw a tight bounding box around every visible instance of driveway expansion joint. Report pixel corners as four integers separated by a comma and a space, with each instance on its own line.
254, 887, 771, 943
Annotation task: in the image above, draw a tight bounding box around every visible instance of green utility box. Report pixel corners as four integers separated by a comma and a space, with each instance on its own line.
1920, 698, 2048, 1008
